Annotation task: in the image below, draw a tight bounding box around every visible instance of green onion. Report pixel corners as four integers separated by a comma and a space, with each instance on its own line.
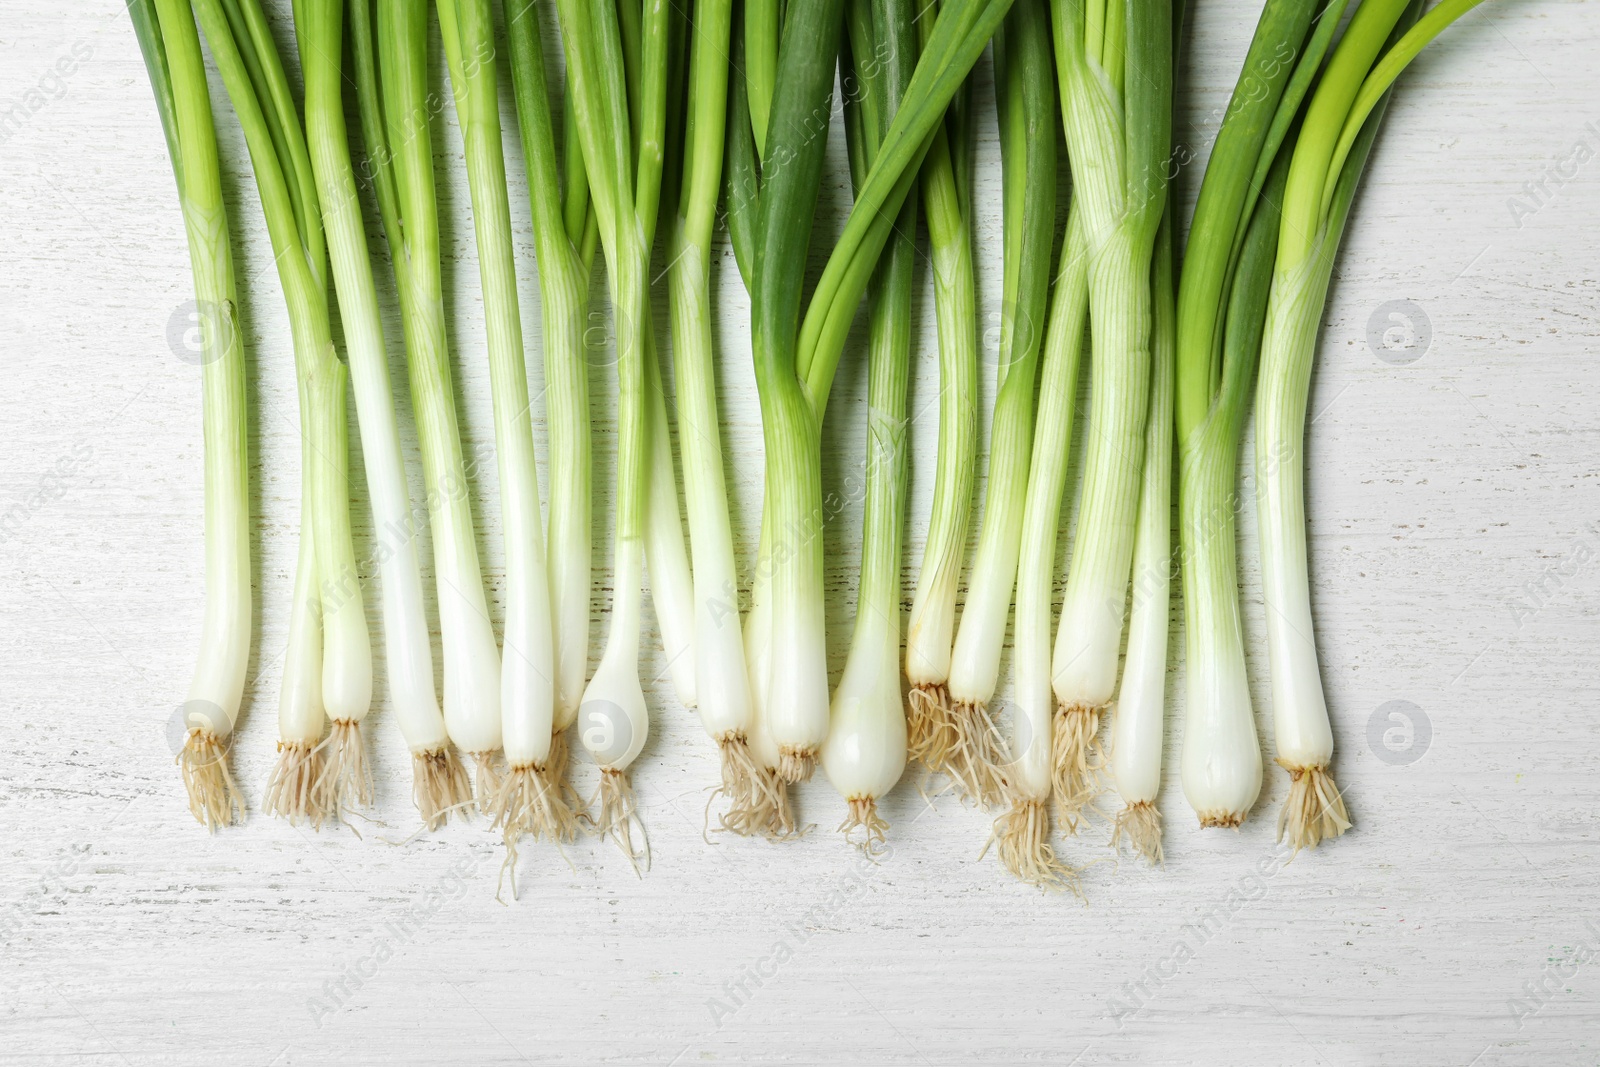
1175, 0, 1332, 831
1048, 0, 1171, 827
191, 0, 374, 825
132, 0, 251, 830
348, 0, 485, 827
300, 0, 463, 825
1108, 210, 1175, 864
436, 0, 563, 853
819, 0, 919, 851
902, 22, 977, 777
943, 0, 1057, 809
500, 0, 604, 858
633, 0, 700, 718
991, 207, 1087, 888
553, 0, 659, 869
1256, 0, 1481, 848
661, 0, 785, 832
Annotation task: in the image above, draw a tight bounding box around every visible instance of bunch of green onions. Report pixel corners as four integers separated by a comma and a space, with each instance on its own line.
137, 0, 1494, 885
1177, 0, 1482, 849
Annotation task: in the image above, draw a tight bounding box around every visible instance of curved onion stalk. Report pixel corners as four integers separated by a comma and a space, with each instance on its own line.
739, 0, 1012, 786
1108, 214, 1174, 863
733, 0, 846, 786
299, 0, 449, 822
661, 0, 784, 833
990, 207, 1086, 888
820, 0, 917, 852
348, 0, 485, 826
1048, 0, 1171, 828
1174, 0, 1341, 830
438, 0, 557, 812
943, 0, 1055, 808
1258, 0, 1481, 849
192, 0, 374, 821
554, 0, 657, 870
903, 0, 976, 777
132, 0, 251, 829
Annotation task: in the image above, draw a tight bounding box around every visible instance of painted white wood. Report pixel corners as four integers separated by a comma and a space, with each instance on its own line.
1, 1, 1597, 1063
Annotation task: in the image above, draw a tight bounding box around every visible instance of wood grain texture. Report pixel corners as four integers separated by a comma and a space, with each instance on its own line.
1, 1, 1598, 1064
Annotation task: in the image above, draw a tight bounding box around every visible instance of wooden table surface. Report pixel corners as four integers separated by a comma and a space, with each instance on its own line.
2, 1, 1597, 1063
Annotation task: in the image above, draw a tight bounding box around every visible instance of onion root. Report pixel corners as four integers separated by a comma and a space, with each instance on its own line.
777, 745, 816, 784
179, 728, 244, 830
1276, 760, 1350, 854
906, 682, 954, 768
318, 718, 373, 821
1111, 799, 1163, 865
592, 768, 650, 876
265, 740, 325, 827
987, 795, 1079, 895
411, 747, 472, 830
712, 734, 789, 837
1051, 701, 1103, 832
838, 796, 890, 856
469, 750, 502, 815
944, 699, 1009, 808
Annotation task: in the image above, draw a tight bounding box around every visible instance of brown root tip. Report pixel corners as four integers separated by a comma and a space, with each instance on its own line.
941, 700, 1010, 809
710, 734, 788, 837
411, 747, 473, 830
179, 729, 244, 830
838, 796, 890, 856
546, 728, 583, 816
469, 751, 503, 815
317, 719, 374, 821
265, 740, 325, 828
776, 746, 817, 784
592, 768, 650, 875
764, 766, 801, 840
1111, 800, 1163, 865
1198, 811, 1246, 829
987, 796, 1080, 896
1051, 701, 1104, 833
491, 762, 581, 900
1276, 761, 1351, 854
906, 683, 954, 767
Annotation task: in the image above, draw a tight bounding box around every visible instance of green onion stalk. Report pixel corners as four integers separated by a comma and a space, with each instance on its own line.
943, 0, 1056, 809
661, 0, 789, 832
722, 4, 803, 825
1104, 0, 1182, 862
499, 0, 612, 871
739, 0, 1016, 789
1173, 0, 1326, 831
1107, 208, 1176, 863
299, 0, 466, 826
132, 0, 251, 830
348, 0, 487, 828
1047, 0, 1171, 828
902, 15, 977, 778
191, 0, 374, 826
437, 0, 555, 817
633, 0, 701, 722
552, 0, 662, 869
1254, 0, 1481, 847
819, 0, 919, 852
990, 206, 1087, 887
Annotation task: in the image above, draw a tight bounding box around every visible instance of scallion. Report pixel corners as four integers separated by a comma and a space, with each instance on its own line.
133, 0, 252, 830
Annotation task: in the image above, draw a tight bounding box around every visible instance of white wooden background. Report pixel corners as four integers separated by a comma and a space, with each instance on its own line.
3, 0, 1598, 1063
